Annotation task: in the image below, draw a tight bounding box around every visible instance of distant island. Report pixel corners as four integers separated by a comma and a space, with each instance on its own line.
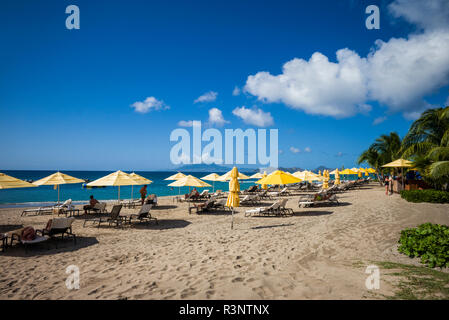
174, 164, 332, 173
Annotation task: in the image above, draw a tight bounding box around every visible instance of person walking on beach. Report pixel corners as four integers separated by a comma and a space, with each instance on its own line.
384, 176, 390, 196
83, 195, 99, 214
140, 185, 148, 204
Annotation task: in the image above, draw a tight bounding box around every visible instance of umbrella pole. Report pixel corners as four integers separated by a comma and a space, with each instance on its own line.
118, 186, 121, 203
131, 185, 133, 201
58, 185, 60, 204
231, 208, 234, 230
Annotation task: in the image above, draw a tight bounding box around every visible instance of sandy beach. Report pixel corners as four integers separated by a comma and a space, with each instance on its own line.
0, 183, 448, 300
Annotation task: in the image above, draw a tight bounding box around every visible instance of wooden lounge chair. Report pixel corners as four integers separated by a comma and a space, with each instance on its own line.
83, 204, 126, 228
128, 204, 158, 224
244, 201, 281, 217
212, 198, 230, 211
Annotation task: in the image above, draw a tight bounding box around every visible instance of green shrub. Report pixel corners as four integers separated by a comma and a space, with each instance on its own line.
400, 189, 449, 203
398, 223, 449, 268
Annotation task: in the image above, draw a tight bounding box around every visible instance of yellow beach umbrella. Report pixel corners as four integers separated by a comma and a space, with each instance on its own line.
323, 170, 329, 189
261, 171, 268, 190
87, 170, 140, 201
0, 172, 37, 189
293, 170, 322, 182
248, 172, 264, 179
335, 169, 341, 185
340, 169, 357, 175
201, 173, 222, 192
256, 170, 302, 186
382, 159, 413, 168
217, 169, 250, 181
382, 159, 414, 189
164, 172, 186, 180
226, 167, 240, 230
366, 168, 376, 173
33, 171, 84, 203
164, 172, 186, 195
128, 172, 153, 200
167, 175, 211, 189
358, 171, 363, 179
351, 167, 360, 172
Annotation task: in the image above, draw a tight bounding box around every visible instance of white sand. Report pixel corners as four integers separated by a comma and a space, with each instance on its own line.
0, 183, 448, 299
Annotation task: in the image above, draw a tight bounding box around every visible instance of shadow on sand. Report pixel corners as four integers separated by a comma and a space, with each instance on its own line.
131, 219, 191, 230
1, 236, 99, 257
291, 210, 334, 217
251, 223, 295, 230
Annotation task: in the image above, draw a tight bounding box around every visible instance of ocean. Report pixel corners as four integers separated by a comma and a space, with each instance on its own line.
0, 170, 364, 208
0, 170, 256, 207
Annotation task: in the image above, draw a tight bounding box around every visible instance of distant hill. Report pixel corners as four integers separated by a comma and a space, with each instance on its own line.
313, 165, 333, 173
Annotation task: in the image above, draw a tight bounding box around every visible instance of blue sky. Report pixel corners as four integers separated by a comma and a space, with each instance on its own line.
1, 0, 448, 171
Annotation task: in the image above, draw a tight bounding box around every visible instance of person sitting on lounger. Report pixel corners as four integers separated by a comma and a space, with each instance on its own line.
145, 194, 158, 206
83, 195, 99, 214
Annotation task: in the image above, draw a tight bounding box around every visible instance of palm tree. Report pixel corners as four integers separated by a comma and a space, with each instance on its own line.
401, 106, 449, 189
357, 146, 382, 185
371, 132, 402, 168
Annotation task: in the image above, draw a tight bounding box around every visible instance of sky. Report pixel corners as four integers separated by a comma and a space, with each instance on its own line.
1, 0, 449, 171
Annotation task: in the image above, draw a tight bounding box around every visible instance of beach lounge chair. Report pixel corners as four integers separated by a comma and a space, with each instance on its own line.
83, 204, 126, 228
197, 190, 210, 199
21, 206, 54, 217
121, 199, 142, 209
128, 204, 158, 224
244, 201, 281, 217
85, 202, 107, 214
279, 198, 294, 215
212, 198, 229, 211
189, 198, 216, 214
298, 192, 339, 207
10, 217, 76, 250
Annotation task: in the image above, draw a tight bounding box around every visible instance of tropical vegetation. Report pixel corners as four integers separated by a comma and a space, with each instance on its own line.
358, 106, 449, 190
400, 189, 449, 203
398, 223, 449, 268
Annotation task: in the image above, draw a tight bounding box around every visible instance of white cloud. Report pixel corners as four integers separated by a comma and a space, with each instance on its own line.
232, 86, 240, 96
335, 152, 345, 157
232, 106, 274, 127
290, 147, 300, 154
243, 0, 449, 120
194, 91, 218, 103
388, 0, 449, 31
208, 108, 229, 127
131, 97, 169, 113
304, 147, 311, 153
178, 120, 195, 127
372, 116, 387, 125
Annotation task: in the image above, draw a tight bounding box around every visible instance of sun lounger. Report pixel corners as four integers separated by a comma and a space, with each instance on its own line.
121, 199, 142, 209
83, 204, 126, 228
189, 198, 216, 214
279, 198, 294, 215
244, 201, 281, 217
85, 202, 107, 214
212, 198, 230, 211
298, 193, 339, 207
21, 206, 54, 217
128, 204, 158, 224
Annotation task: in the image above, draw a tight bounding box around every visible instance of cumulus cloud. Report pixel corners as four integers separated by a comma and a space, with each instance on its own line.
194, 91, 218, 103
178, 120, 195, 127
208, 108, 229, 127
243, 0, 449, 120
131, 97, 169, 113
388, 0, 449, 31
232, 106, 274, 127
372, 116, 387, 125
290, 147, 300, 154
304, 147, 311, 153
232, 86, 241, 96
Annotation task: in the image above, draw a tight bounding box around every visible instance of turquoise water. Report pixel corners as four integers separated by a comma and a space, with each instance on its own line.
0, 170, 256, 207
0, 170, 365, 207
